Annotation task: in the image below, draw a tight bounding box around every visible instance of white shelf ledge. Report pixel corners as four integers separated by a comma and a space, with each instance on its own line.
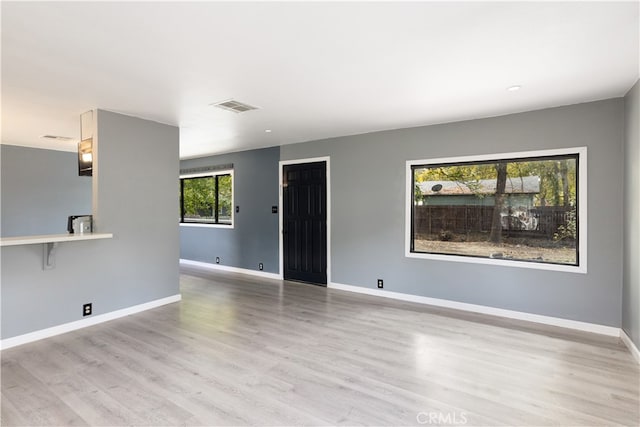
0, 233, 113, 247
1, 233, 113, 270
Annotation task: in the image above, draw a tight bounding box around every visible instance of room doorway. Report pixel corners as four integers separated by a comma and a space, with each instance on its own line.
281, 159, 328, 286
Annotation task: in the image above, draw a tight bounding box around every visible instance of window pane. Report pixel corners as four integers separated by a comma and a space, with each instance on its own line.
412, 155, 578, 266
182, 177, 216, 223
217, 174, 232, 224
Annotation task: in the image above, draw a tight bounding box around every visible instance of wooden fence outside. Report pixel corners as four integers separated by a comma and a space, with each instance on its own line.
413, 205, 572, 238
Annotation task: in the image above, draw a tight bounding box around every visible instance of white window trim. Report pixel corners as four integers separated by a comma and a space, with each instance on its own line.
180, 169, 234, 229
405, 147, 587, 274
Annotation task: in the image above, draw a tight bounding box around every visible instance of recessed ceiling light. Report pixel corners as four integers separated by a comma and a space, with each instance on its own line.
507, 85, 522, 92
265, 129, 272, 133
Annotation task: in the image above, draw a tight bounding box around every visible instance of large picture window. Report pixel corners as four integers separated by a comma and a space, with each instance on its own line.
180, 171, 233, 226
406, 148, 587, 273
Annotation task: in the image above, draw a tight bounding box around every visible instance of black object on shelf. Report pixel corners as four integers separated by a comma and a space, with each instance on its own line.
67, 215, 93, 234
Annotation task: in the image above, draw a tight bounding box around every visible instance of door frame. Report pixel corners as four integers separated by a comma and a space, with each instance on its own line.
279, 156, 331, 285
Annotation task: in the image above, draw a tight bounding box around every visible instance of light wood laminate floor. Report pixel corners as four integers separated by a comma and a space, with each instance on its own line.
2, 266, 639, 426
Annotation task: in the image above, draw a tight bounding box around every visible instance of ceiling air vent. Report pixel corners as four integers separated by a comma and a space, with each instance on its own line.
41, 135, 74, 141
211, 99, 259, 113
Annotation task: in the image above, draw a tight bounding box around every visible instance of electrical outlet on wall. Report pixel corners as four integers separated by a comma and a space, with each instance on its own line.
83, 303, 92, 316
377, 279, 383, 289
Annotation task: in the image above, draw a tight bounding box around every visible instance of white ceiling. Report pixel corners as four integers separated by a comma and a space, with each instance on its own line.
2, 2, 638, 159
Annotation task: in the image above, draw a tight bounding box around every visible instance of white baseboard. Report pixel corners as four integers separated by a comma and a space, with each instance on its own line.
180, 258, 283, 280
0, 294, 182, 351
328, 282, 621, 337
621, 329, 640, 364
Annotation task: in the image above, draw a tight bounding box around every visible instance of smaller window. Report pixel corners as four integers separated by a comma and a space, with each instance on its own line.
180, 171, 233, 226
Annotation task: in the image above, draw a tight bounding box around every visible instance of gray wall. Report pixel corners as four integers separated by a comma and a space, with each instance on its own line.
1, 145, 92, 237
180, 147, 280, 273
1, 110, 180, 339
178, 99, 626, 327
623, 80, 639, 347
280, 99, 625, 327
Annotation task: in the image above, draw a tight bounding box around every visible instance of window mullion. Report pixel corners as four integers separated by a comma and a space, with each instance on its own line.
180, 179, 185, 223
214, 175, 220, 224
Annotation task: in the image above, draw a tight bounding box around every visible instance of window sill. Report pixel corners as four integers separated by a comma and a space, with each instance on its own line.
405, 250, 586, 274
180, 223, 234, 230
